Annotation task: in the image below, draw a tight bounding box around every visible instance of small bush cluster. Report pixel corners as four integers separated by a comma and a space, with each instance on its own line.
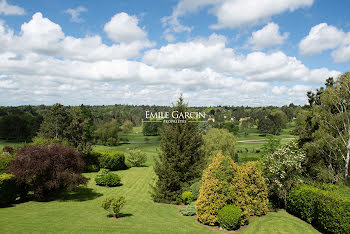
196, 152, 268, 226
288, 184, 350, 233
0, 173, 18, 207
98, 151, 128, 171
181, 191, 193, 205
101, 196, 126, 218
217, 205, 241, 230
180, 204, 196, 216
127, 149, 147, 167
0, 152, 14, 172
95, 169, 121, 187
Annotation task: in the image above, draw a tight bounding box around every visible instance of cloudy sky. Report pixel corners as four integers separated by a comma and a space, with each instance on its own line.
0, 0, 349, 106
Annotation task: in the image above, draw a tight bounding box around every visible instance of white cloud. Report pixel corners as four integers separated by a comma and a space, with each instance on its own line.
299, 23, 350, 63
0, 12, 340, 107
0, 0, 25, 15
247, 22, 288, 50
104, 12, 147, 43
143, 34, 340, 84
299, 23, 346, 56
64, 6, 87, 23
0, 12, 154, 61
162, 0, 313, 38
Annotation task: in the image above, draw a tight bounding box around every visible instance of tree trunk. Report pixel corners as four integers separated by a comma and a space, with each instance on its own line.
345, 131, 350, 184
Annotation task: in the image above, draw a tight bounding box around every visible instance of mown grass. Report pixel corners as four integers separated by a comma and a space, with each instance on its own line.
0, 125, 319, 233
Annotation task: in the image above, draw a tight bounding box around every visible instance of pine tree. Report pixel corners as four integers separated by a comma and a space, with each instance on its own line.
151, 96, 205, 204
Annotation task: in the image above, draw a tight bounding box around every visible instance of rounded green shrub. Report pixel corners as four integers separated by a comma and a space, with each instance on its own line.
217, 205, 241, 230
98, 151, 128, 171
180, 204, 196, 216
95, 169, 121, 187
181, 191, 193, 205
127, 149, 147, 167
101, 196, 126, 218
0, 173, 18, 207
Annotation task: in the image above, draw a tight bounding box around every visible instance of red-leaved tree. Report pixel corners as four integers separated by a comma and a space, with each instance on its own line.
8, 144, 88, 199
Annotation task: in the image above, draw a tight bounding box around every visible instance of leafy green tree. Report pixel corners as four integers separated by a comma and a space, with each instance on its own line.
151, 96, 205, 204
202, 128, 236, 163
94, 119, 120, 146
261, 134, 281, 156
38, 103, 71, 140
121, 120, 133, 134
66, 106, 94, 152
262, 141, 305, 208
257, 118, 273, 135
142, 121, 161, 136
298, 73, 350, 184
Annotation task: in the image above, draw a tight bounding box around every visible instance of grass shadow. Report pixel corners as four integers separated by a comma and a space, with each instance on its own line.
58, 187, 103, 202
107, 213, 133, 219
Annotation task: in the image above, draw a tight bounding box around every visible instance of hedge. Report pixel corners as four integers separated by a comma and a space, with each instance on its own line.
288, 184, 350, 233
98, 151, 128, 171
0, 173, 18, 206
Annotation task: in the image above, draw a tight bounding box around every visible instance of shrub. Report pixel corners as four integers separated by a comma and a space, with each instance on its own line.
196, 152, 268, 226
98, 151, 128, 171
217, 205, 241, 230
288, 184, 350, 233
0, 173, 18, 206
2, 146, 14, 154
181, 191, 193, 205
101, 196, 126, 218
0, 152, 14, 172
180, 204, 196, 216
127, 149, 147, 167
8, 144, 87, 199
95, 169, 121, 187
190, 181, 202, 200
82, 151, 101, 172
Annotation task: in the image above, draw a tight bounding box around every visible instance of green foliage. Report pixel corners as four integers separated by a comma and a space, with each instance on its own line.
262, 141, 305, 208
190, 181, 202, 200
0, 173, 18, 207
196, 152, 268, 226
152, 96, 205, 204
37, 104, 93, 152
95, 169, 121, 187
261, 134, 281, 156
101, 196, 126, 218
98, 151, 128, 171
0, 152, 14, 172
181, 191, 193, 205
142, 121, 161, 136
217, 205, 241, 231
0, 113, 41, 141
202, 128, 236, 163
82, 151, 101, 172
31, 136, 69, 146
258, 111, 288, 135
94, 119, 120, 146
288, 184, 350, 233
180, 204, 196, 216
127, 149, 147, 167
121, 120, 134, 134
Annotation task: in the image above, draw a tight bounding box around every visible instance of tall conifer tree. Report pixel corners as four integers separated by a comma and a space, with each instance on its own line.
151, 96, 205, 203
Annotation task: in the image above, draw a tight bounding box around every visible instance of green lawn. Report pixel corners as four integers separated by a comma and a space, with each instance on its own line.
0, 126, 319, 233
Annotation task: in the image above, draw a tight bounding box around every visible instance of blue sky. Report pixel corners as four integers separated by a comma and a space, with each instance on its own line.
0, 0, 349, 106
